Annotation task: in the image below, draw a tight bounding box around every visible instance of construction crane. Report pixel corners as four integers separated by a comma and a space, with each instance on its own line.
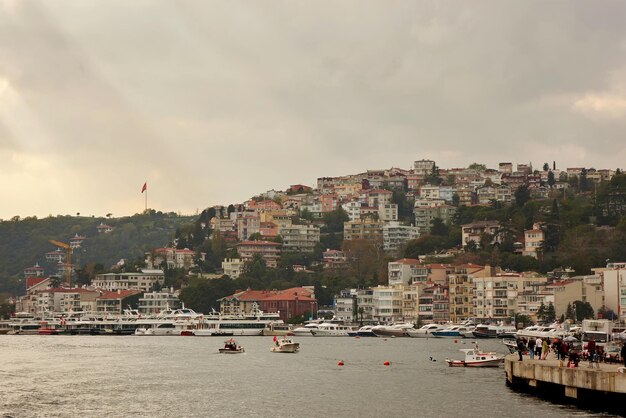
49, 239, 72, 288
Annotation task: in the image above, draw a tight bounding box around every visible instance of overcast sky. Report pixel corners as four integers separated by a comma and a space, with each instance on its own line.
1, 1, 626, 219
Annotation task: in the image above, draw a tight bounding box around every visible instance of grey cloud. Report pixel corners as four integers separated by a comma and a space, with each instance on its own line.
0, 1, 625, 218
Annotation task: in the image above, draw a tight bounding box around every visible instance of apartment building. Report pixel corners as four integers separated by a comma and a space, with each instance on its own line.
383, 222, 420, 252
280, 224, 321, 252
236, 240, 282, 268
388, 258, 428, 286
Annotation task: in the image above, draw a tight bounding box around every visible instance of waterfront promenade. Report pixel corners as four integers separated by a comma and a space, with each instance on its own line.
505, 351, 626, 413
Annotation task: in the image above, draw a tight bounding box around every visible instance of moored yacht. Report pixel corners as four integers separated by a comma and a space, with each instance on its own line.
432, 325, 475, 338
310, 323, 355, 337
371, 323, 414, 337
407, 324, 445, 338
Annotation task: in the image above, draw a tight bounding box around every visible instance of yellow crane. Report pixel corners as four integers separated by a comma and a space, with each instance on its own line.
49, 239, 73, 288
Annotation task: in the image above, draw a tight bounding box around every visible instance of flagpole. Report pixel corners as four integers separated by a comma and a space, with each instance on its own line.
145, 188, 148, 212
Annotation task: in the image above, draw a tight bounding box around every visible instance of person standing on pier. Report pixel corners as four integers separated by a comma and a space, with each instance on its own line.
535, 337, 542, 359
527, 338, 536, 359
587, 337, 596, 366
516, 338, 525, 361
620, 342, 626, 367
541, 338, 550, 360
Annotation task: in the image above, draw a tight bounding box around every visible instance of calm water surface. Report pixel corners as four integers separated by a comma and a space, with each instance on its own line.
0, 336, 616, 418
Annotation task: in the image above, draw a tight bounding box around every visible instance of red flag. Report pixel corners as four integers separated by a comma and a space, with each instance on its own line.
141, 182, 147, 193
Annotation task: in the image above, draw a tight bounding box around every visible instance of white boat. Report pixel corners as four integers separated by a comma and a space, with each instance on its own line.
473, 324, 516, 339
445, 344, 504, 367
218, 339, 245, 354
432, 325, 475, 338
406, 324, 445, 338
270, 337, 300, 353
310, 323, 355, 337
355, 325, 376, 337
292, 322, 320, 336
371, 323, 414, 338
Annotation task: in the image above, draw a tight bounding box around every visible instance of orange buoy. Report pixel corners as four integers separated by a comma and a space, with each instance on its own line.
454, 340, 458, 344
355, 336, 360, 339
338, 360, 344, 366
383, 361, 391, 366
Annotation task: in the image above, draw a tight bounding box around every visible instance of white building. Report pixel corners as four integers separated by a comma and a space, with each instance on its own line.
138, 290, 181, 315
388, 258, 428, 286
593, 262, 626, 324
222, 258, 245, 278
334, 289, 356, 323
342, 201, 362, 222
372, 285, 404, 323
383, 222, 420, 252
92, 270, 165, 292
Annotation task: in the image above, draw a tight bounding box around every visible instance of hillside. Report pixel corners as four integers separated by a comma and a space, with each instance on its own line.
0, 210, 196, 295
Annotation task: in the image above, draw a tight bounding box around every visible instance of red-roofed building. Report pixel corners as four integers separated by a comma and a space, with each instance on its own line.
24, 263, 45, 278
427, 264, 452, 285
246, 200, 282, 212
69, 234, 87, 249
45, 249, 65, 263
260, 222, 279, 239
96, 289, 143, 314
218, 287, 317, 321
97, 223, 114, 234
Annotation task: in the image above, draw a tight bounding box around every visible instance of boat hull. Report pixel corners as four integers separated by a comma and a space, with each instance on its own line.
446, 358, 504, 367
218, 348, 244, 354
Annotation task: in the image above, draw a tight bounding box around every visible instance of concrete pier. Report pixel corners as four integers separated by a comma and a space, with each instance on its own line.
505, 353, 626, 413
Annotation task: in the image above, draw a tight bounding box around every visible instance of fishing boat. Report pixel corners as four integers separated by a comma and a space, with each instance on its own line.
445, 344, 504, 367
218, 339, 245, 354
270, 337, 300, 353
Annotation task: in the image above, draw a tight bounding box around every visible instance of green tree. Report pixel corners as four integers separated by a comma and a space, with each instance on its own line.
322, 208, 349, 233
580, 168, 589, 192
547, 171, 556, 188
537, 302, 546, 321
49, 276, 62, 288
545, 302, 556, 322
543, 162, 550, 172
469, 163, 487, 172
574, 300, 594, 320
514, 185, 530, 207
430, 218, 448, 236
452, 193, 460, 207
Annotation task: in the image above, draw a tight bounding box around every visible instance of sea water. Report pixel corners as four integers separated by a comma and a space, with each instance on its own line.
0, 336, 616, 418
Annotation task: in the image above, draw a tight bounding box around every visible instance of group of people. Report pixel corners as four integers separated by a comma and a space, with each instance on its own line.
517, 337, 575, 364
516, 336, 626, 368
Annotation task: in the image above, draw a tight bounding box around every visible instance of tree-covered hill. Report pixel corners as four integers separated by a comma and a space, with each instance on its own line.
0, 210, 196, 295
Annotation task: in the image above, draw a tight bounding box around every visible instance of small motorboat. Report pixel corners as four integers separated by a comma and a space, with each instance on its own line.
446, 344, 504, 367
218, 339, 245, 354
270, 337, 300, 353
